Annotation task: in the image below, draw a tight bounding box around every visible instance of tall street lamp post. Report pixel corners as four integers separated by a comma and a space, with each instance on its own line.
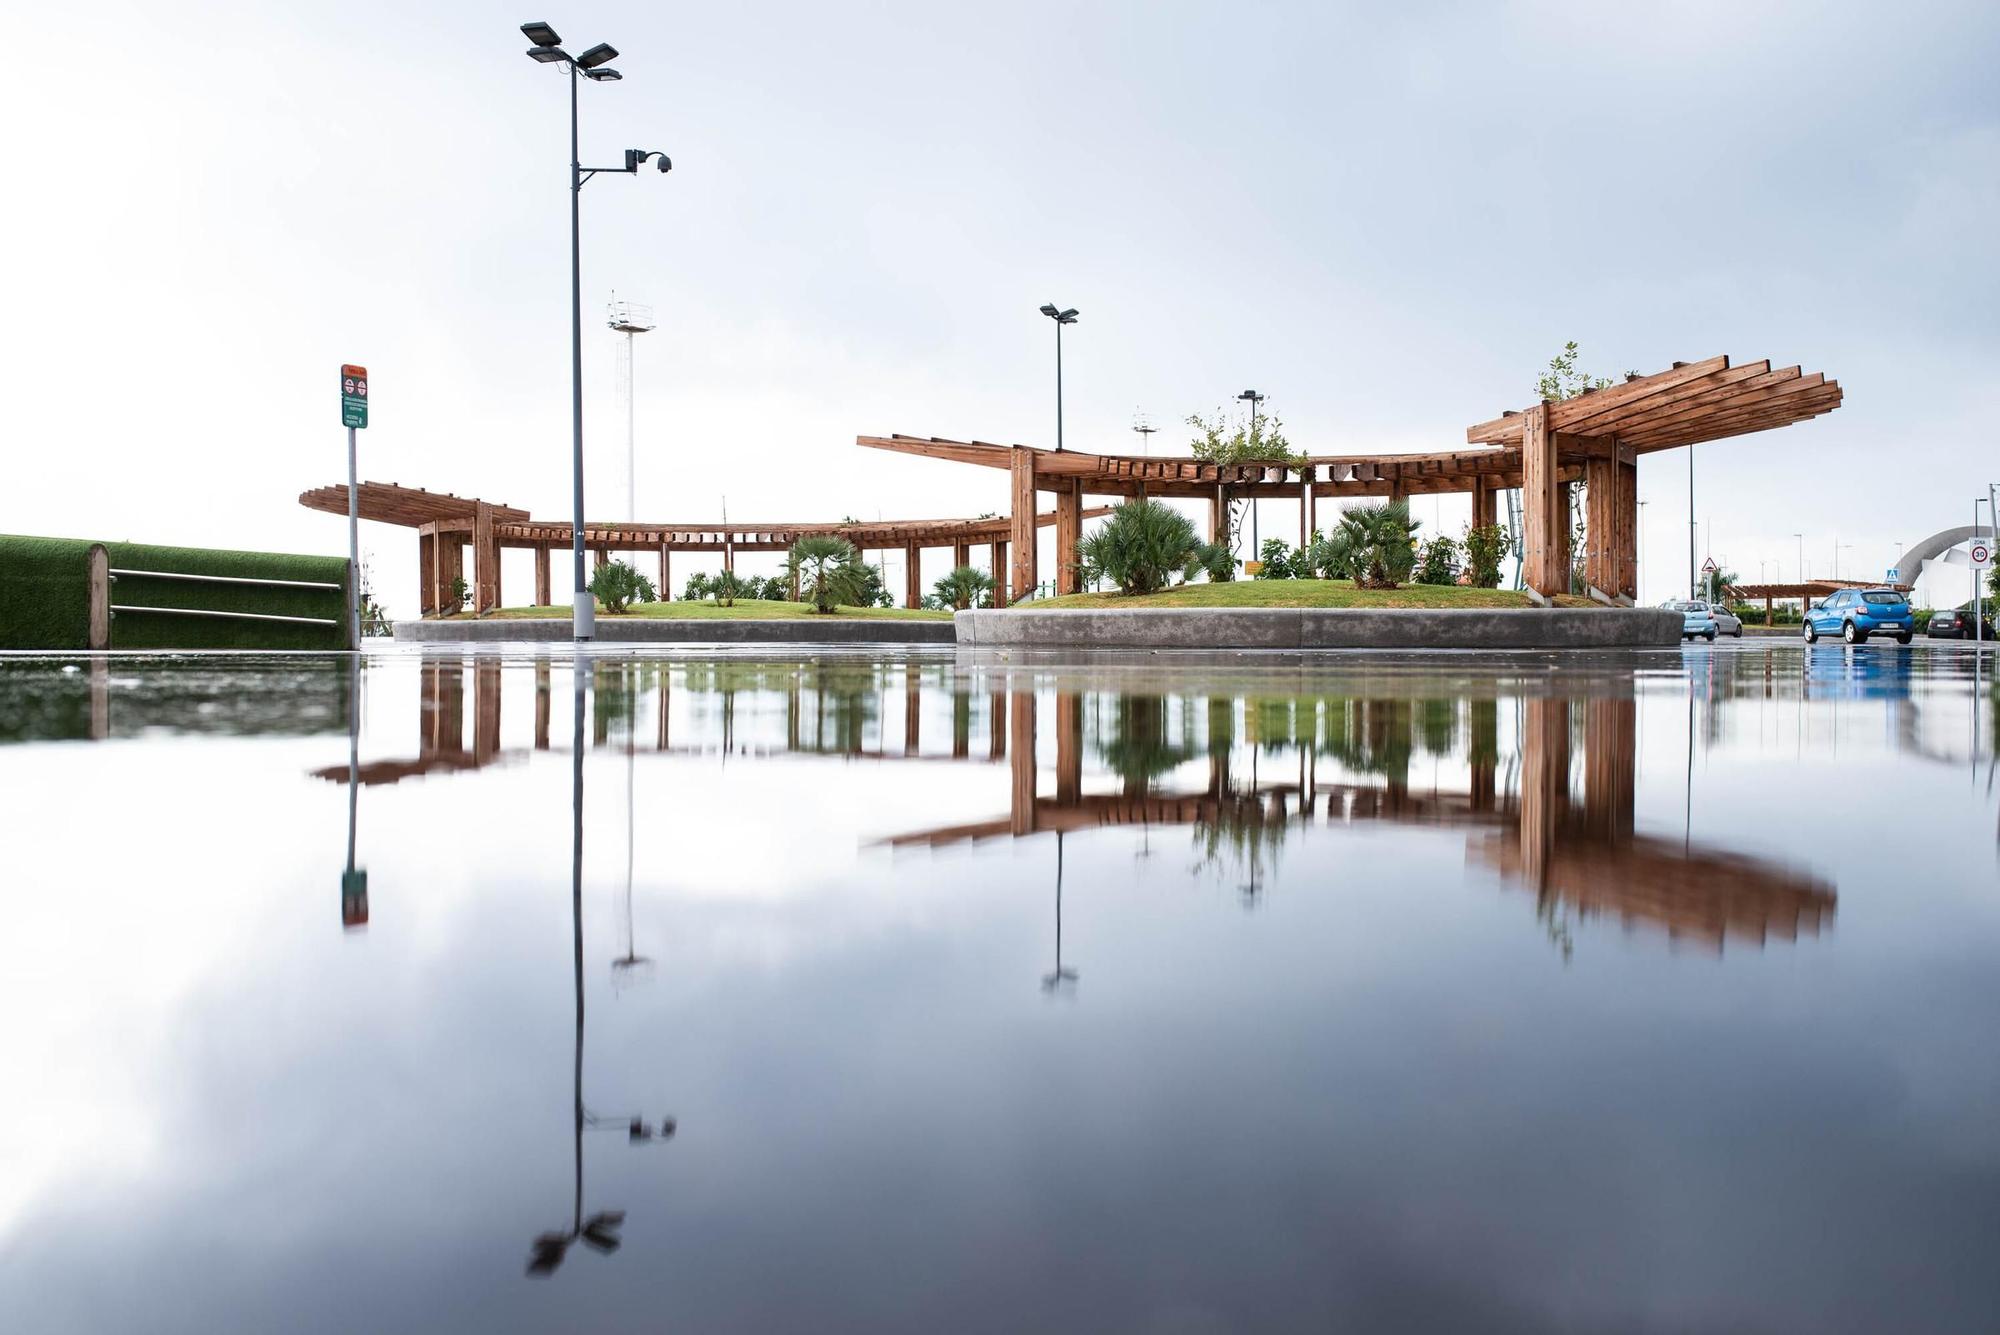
1237, 389, 1265, 556
1038, 305, 1078, 452
521, 21, 672, 641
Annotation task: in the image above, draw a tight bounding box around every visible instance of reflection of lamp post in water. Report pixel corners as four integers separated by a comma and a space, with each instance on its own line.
341, 657, 368, 929
1041, 832, 1078, 994
528, 662, 674, 1277
612, 690, 651, 988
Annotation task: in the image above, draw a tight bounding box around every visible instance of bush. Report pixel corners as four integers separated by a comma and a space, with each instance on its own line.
1076, 500, 1208, 596
1414, 535, 1460, 586
449, 576, 471, 612
589, 560, 656, 614
679, 572, 710, 602
1256, 538, 1300, 579
1462, 524, 1507, 589
933, 565, 994, 610
1302, 528, 1355, 581
788, 535, 871, 613
1337, 502, 1419, 589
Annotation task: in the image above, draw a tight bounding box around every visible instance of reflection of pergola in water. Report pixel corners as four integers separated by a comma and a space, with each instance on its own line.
297, 481, 1109, 614
862, 353, 1840, 603
883, 690, 1836, 955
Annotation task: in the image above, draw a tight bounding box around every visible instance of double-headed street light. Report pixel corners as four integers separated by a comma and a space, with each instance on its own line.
521, 20, 673, 641
1039, 304, 1078, 451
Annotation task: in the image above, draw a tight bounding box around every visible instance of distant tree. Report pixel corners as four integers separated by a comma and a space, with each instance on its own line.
589, 560, 656, 614
933, 565, 994, 610
788, 535, 871, 613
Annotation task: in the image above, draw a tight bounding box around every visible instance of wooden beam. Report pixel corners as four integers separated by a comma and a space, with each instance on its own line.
1467, 356, 1731, 444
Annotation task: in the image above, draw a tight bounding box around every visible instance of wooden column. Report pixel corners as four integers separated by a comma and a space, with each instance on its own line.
1520, 404, 1566, 598
1055, 482, 1082, 596
991, 541, 1009, 606
1519, 695, 1570, 888
534, 543, 551, 608
1010, 446, 1038, 603
953, 541, 970, 570
418, 529, 438, 616
905, 541, 922, 609
594, 548, 609, 570
473, 502, 498, 614
1614, 450, 1638, 601
1300, 471, 1313, 548
1209, 486, 1228, 546
1584, 452, 1618, 597
440, 538, 464, 613
1386, 464, 1406, 504
1471, 477, 1496, 532
534, 660, 551, 749
474, 660, 502, 763
904, 665, 921, 756
86, 543, 110, 649
1582, 696, 1635, 842
1055, 691, 1081, 804
723, 532, 734, 574
659, 544, 671, 600
989, 688, 1006, 761
1009, 688, 1037, 836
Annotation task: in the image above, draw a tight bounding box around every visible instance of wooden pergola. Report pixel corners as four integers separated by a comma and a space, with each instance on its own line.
298, 481, 1108, 614
861, 354, 1840, 603
1726, 578, 1890, 624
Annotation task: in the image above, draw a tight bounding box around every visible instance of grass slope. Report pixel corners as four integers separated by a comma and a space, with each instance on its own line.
464, 599, 952, 621
1026, 579, 1597, 610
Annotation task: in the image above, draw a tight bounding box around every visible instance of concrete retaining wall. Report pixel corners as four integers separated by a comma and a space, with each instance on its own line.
394, 617, 954, 644
955, 606, 1682, 650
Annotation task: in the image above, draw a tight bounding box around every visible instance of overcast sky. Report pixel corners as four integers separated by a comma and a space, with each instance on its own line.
3, 0, 1996, 609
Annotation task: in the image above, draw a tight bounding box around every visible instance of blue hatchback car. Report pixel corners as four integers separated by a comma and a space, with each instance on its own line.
1804, 587, 1914, 645
1665, 599, 1719, 641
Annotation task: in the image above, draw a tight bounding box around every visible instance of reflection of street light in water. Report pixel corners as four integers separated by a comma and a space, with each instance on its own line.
529, 661, 674, 1277
611, 700, 652, 991
1041, 832, 1078, 995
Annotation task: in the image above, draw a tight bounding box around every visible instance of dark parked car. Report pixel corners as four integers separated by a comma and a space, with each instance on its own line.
1927, 608, 1984, 639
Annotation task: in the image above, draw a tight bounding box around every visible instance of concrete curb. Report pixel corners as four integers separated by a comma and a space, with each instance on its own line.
393, 617, 954, 644
954, 606, 1682, 649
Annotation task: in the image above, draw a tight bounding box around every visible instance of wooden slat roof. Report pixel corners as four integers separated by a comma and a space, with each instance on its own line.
299, 482, 530, 527
1465, 355, 1841, 451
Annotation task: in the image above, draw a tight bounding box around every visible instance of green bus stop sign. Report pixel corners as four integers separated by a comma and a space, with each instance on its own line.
341, 364, 369, 429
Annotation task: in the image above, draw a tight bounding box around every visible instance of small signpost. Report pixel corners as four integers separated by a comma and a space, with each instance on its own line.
1973, 543, 1992, 568
1700, 556, 1718, 601
341, 364, 368, 648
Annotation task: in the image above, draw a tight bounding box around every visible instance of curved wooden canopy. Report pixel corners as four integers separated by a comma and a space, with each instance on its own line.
1466, 355, 1840, 452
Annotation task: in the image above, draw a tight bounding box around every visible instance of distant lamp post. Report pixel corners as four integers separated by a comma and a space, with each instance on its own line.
1038, 304, 1079, 451
520, 19, 673, 641
1237, 390, 1266, 553
1131, 411, 1157, 457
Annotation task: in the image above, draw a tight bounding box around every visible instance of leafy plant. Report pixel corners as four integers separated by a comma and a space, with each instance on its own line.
1536, 341, 1637, 402
1462, 524, 1507, 588
1302, 527, 1356, 581
709, 569, 763, 607
448, 576, 470, 613
679, 571, 711, 602
588, 559, 656, 614
1075, 499, 1209, 596
1255, 537, 1300, 579
787, 535, 871, 613
1414, 534, 1460, 586
1336, 501, 1419, 589
932, 565, 994, 610
1187, 406, 1308, 558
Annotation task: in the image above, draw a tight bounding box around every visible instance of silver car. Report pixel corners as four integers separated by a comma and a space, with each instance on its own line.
1700, 602, 1744, 637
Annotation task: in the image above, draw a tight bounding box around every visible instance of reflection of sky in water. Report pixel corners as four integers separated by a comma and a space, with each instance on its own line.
2, 646, 1997, 1334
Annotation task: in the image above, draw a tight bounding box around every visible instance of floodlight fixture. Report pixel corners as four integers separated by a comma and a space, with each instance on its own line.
584, 67, 622, 81
576, 42, 619, 68
521, 21, 563, 46
527, 44, 567, 62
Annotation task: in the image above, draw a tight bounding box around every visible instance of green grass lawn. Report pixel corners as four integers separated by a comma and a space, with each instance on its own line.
1025, 580, 1597, 610
452, 598, 952, 622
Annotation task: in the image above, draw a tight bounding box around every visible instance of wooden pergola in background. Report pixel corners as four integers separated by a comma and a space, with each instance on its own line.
862, 354, 1840, 603
298, 481, 1108, 614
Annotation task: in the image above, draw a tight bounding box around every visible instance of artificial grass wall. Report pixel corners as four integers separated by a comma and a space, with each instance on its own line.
0, 535, 98, 648
0, 533, 350, 650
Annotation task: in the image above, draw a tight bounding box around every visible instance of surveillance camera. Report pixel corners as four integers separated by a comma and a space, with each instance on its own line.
656, 155, 672, 174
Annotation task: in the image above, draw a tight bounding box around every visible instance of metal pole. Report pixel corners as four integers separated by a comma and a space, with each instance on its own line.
570, 659, 586, 1230
1054, 320, 1064, 452
1250, 398, 1259, 558
1687, 444, 1695, 599
1977, 500, 1984, 646
626, 330, 636, 523
570, 61, 593, 640
346, 424, 360, 648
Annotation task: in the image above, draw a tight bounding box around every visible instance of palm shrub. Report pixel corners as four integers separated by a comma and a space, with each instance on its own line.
1338, 501, 1419, 589
933, 565, 994, 610
710, 569, 762, 607
788, 535, 871, 613
1414, 535, 1460, 585
1462, 524, 1507, 588
1303, 527, 1356, 581
680, 571, 711, 602
589, 559, 657, 614
1076, 500, 1207, 597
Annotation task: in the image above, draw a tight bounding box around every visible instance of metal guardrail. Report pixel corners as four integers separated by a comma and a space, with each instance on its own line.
109, 604, 339, 627
109, 567, 343, 592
